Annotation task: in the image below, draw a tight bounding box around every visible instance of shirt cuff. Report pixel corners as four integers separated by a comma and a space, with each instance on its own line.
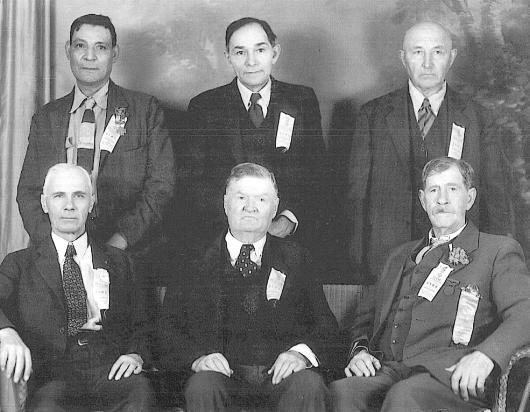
279, 210, 299, 234
289, 343, 319, 367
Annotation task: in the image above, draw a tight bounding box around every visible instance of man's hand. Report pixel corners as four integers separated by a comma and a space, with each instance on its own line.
268, 350, 307, 385
268, 216, 295, 238
106, 233, 128, 250
0, 328, 32, 383
445, 351, 494, 401
191, 353, 232, 377
344, 350, 381, 377
108, 353, 143, 380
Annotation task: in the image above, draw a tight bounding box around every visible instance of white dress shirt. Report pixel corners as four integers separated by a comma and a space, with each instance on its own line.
51, 232, 105, 328
408, 79, 447, 120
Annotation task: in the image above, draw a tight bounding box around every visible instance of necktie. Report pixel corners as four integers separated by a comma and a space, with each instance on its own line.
248, 92, 264, 128
415, 234, 450, 264
417, 98, 435, 138
235, 244, 259, 278
62, 243, 87, 336
77, 98, 96, 171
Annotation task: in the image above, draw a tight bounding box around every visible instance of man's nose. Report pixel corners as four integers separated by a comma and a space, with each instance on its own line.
243, 198, 258, 211
64, 196, 76, 210
437, 189, 449, 204
84, 47, 96, 60
245, 52, 256, 66
422, 53, 432, 69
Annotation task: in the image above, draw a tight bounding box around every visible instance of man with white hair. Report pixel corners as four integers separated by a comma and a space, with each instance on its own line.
0, 163, 152, 410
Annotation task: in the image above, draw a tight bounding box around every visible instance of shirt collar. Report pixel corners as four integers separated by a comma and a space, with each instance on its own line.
51, 232, 89, 262
225, 230, 267, 265
429, 222, 467, 244
70, 81, 109, 114
237, 78, 272, 111
408, 79, 446, 117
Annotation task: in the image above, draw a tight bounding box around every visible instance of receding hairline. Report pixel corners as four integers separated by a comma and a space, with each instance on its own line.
225, 174, 278, 197
42, 164, 92, 196
402, 22, 453, 50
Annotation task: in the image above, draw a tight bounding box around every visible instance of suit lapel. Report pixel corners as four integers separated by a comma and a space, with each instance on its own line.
52, 90, 75, 158
385, 87, 411, 173
225, 79, 245, 164
445, 86, 471, 131
33, 237, 65, 312
447, 222, 479, 279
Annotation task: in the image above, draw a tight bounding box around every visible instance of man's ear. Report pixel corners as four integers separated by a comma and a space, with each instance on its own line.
41, 194, 48, 214
112, 45, 120, 63
89, 194, 95, 213
399, 50, 406, 69
223, 194, 229, 216
65, 41, 71, 61
272, 43, 281, 64
448, 48, 458, 69
418, 189, 427, 212
466, 187, 477, 211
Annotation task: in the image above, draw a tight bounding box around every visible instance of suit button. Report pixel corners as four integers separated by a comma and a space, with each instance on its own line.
393, 323, 399, 328
403, 295, 410, 299
59, 327, 65, 335
392, 339, 397, 344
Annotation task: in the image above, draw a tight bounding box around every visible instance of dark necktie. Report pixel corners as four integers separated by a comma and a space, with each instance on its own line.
248, 92, 264, 128
415, 234, 450, 264
62, 243, 87, 336
77, 98, 96, 171
235, 244, 259, 278
417, 97, 435, 138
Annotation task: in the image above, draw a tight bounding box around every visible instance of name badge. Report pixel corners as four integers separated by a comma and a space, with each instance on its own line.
93, 268, 110, 310
418, 262, 453, 301
78, 123, 96, 149
452, 285, 480, 345
266, 268, 286, 301
100, 115, 124, 152
276, 112, 295, 150
448, 123, 465, 159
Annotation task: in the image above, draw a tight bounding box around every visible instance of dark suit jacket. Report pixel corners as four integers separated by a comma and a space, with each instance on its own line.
181, 78, 326, 255
347, 85, 512, 283
159, 233, 340, 371
17, 80, 175, 255
0, 236, 149, 377
348, 222, 530, 389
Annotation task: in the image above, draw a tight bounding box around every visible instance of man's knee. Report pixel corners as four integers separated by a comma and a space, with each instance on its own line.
184, 371, 228, 399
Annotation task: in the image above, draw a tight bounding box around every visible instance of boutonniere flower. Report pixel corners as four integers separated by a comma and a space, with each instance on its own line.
448, 246, 469, 267
114, 106, 128, 135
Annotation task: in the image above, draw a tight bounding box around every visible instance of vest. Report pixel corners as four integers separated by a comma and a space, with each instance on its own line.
378, 243, 447, 361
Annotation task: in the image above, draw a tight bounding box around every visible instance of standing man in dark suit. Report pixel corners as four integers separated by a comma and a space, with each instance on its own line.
347, 21, 512, 284
159, 163, 339, 411
184, 17, 326, 259
331, 157, 530, 411
0, 163, 153, 411
17, 14, 175, 285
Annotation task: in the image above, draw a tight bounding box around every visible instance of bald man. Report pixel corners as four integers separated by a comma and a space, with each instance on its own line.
346, 21, 512, 284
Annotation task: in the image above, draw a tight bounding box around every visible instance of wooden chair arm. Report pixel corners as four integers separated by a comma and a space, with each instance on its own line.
492, 345, 530, 412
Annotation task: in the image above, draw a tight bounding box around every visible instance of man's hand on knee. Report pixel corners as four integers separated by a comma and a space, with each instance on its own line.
445, 350, 494, 401
0, 327, 32, 383
191, 353, 232, 377
345, 350, 381, 377
108, 353, 143, 381
268, 350, 307, 385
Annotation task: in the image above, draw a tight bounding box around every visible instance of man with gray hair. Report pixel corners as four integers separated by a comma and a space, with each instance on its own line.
0, 163, 153, 410
332, 157, 530, 411
346, 21, 512, 284
159, 162, 339, 411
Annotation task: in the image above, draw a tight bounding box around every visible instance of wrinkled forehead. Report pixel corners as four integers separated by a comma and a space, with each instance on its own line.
226, 175, 277, 196
403, 23, 452, 50
45, 169, 91, 195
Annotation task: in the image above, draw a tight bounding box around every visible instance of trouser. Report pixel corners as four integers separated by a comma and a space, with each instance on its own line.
329, 362, 490, 412
27, 332, 154, 412
184, 365, 330, 412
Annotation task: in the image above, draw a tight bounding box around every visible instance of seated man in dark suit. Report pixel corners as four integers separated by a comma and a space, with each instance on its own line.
159, 163, 339, 411
182, 17, 326, 261
0, 163, 153, 411
331, 157, 530, 411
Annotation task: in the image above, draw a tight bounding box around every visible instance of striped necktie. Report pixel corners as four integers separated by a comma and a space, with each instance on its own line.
77, 98, 96, 171
418, 98, 435, 138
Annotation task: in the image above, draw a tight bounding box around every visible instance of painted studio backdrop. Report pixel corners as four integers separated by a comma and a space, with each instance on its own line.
1, 0, 529, 280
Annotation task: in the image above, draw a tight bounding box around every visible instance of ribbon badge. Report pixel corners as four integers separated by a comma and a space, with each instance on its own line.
114, 106, 128, 136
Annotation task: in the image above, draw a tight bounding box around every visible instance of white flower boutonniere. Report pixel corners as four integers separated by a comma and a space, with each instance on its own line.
114, 106, 128, 136
448, 247, 469, 267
